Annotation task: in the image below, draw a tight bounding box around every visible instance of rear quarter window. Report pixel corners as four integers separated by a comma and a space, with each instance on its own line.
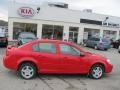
32, 42, 56, 53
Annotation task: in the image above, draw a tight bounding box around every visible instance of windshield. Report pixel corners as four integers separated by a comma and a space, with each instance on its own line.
0, 33, 5, 37
22, 38, 34, 43
102, 38, 111, 43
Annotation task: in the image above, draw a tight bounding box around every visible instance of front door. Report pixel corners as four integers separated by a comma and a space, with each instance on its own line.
59, 43, 84, 73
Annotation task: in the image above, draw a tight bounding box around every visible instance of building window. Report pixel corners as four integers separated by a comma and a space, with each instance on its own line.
42, 24, 63, 40
103, 30, 117, 40
84, 28, 100, 38
13, 22, 37, 40
80, 19, 102, 25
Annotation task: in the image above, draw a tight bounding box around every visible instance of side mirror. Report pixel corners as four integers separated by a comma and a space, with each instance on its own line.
80, 52, 85, 57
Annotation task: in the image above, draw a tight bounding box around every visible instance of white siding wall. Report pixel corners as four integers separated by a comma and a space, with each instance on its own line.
8, 2, 120, 43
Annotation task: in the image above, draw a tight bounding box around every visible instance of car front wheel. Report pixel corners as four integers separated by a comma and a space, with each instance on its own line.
89, 64, 104, 79
18, 63, 37, 79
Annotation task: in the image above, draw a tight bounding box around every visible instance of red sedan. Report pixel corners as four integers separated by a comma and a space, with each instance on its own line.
3, 40, 113, 79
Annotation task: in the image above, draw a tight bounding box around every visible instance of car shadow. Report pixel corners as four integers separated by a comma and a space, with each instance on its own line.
5, 70, 112, 81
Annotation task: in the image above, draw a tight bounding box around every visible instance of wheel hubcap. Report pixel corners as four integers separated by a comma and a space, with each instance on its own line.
21, 66, 34, 79
92, 67, 103, 78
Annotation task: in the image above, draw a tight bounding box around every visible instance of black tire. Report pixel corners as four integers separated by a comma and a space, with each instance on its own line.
104, 48, 108, 51
18, 62, 37, 79
118, 51, 120, 53
89, 64, 104, 79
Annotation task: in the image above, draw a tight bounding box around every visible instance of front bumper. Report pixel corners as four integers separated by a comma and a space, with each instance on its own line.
105, 63, 113, 73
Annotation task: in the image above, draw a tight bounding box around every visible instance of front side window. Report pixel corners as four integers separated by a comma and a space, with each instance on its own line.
33, 43, 56, 53
60, 44, 80, 55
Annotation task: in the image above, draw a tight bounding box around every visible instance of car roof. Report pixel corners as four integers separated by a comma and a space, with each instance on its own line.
18, 39, 85, 53
34, 39, 67, 43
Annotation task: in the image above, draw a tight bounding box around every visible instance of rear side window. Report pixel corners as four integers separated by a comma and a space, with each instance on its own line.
32, 44, 39, 52
89, 37, 100, 41
33, 43, 56, 53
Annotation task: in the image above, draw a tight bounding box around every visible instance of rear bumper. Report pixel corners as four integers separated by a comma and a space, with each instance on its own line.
3, 55, 17, 71
97, 45, 110, 50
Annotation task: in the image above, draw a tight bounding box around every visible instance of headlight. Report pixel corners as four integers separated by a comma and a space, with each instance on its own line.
107, 59, 110, 63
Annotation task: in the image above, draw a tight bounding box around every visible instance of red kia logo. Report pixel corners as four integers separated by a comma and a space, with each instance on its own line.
18, 7, 35, 17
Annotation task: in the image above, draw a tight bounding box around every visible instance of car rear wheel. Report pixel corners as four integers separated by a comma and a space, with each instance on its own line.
104, 48, 108, 51
89, 64, 104, 79
18, 63, 37, 79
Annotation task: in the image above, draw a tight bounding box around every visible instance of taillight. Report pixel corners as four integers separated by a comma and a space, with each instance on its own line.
0, 37, 7, 40
6, 45, 16, 56
6, 48, 11, 56
6, 49, 9, 56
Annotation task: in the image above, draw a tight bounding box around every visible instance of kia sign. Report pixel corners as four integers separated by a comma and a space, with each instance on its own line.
18, 7, 35, 17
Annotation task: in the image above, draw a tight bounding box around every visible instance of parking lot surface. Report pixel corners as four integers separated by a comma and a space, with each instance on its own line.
0, 47, 120, 90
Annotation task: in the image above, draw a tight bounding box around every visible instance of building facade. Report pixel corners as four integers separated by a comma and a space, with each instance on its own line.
8, 2, 120, 44
0, 26, 8, 33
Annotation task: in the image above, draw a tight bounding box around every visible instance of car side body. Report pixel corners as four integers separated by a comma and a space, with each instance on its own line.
3, 40, 113, 79
0, 33, 8, 47
84, 37, 111, 50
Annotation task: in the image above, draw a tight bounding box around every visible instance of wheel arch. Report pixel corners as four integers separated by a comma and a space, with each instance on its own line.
90, 62, 106, 72
17, 60, 39, 73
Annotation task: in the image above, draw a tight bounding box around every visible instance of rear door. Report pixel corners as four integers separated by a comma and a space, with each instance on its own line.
87, 37, 94, 47
32, 41, 60, 73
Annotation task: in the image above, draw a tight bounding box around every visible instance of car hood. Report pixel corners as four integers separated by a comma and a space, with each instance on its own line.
85, 52, 107, 61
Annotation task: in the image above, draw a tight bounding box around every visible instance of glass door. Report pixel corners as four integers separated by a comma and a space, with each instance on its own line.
42, 24, 63, 40
69, 31, 78, 43
69, 27, 78, 43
